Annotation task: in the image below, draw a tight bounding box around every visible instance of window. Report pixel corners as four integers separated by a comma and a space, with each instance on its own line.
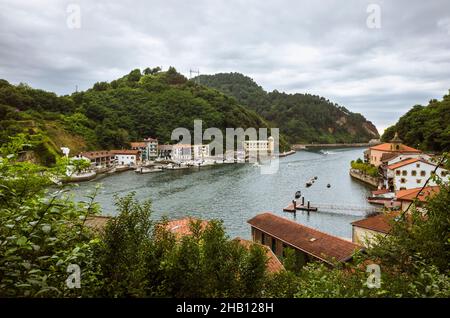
282, 244, 288, 257
400, 187, 406, 190
420, 170, 426, 176
417, 179, 422, 184
402, 170, 407, 176
416, 163, 420, 168
261, 232, 265, 245
396, 170, 401, 176
271, 237, 276, 253
441, 171, 448, 177
400, 178, 406, 183
411, 170, 417, 176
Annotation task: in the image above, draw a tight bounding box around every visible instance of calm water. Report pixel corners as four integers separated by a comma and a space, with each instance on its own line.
68, 147, 373, 240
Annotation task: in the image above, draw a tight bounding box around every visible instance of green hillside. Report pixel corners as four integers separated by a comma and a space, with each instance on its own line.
381, 91, 450, 152
0, 68, 285, 165
196, 72, 380, 144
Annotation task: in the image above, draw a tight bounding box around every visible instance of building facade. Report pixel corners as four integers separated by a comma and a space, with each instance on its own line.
386, 158, 448, 191
111, 150, 139, 166
367, 133, 422, 167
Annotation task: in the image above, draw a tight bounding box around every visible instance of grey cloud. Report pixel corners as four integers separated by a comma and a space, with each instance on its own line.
0, 0, 449, 132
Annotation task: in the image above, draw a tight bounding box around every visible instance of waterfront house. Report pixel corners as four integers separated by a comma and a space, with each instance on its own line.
172, 144, 192, 161
351, 213, 395, 247
247, 213, 361, 267
395, 186, 440, 212
366, 133, 422, 167
243, 137, 275, 160
130, 142, 147, 161
111, 149, 140, 166
74, 151, 115, 168
385, 158, 448, 191
130, 137, 158, 162
233, 237, 284, 274
158, 144, 173, 159
192, 144, 210, 161
144, 137, 158, 159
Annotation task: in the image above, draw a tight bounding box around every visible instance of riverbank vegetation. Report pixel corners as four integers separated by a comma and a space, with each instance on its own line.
1, 137, 448, 297
350, 158, 379, 178
381, 91, 450, 152
0, 68, 289, 166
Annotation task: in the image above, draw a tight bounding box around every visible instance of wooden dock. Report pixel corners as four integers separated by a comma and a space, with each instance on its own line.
283, 201, 318, 213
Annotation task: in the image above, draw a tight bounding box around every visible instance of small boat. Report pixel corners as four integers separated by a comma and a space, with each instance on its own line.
135, 167, 163, 174
306, 181, 312, 187
327, 184, 331, 188
314, 176, 318, 180
295, 191, 301, 199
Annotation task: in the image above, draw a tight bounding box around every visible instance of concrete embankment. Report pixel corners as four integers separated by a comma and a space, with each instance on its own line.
293, 143, 375, 150
349, 168, 380, 188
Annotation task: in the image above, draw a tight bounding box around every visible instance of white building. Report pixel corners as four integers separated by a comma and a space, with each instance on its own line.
111, 150, 139, 166
386, 158, 448, 191
243, 137, 275, 159
172, 144, 192, 161
192, 144, 210, 160
144, 137, 158, 159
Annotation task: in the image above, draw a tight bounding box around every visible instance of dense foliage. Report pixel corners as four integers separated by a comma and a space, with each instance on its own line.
382, 92, 450, 152
196, 73, 380, 144
0, 68, 288, 165
350, 158, 379, 178
1, 137, 448, 298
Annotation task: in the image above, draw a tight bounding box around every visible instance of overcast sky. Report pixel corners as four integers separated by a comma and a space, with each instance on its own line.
1, 0, 449, 132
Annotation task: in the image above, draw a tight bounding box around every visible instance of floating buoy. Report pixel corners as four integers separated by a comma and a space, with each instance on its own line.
314, 176, 318, 180
327, 184, 331, 188
295, 191, 301, 199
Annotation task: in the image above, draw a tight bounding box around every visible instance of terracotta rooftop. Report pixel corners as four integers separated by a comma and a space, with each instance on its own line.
79, 151, 114, 159
111, 149, 140, 155
84, 215, 112, 231
369, 143, 421, 153
351, 213, 397, 234
233, 237, 284, 274
371, 189, 391, 196
247, 213, 361, 264
387, 158, 435, 170
130, 142, 146, 148
163, 217, 209, 237
395, 186, 440, 202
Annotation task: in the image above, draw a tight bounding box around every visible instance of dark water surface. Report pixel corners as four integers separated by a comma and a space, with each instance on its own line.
69, 147, 372, 239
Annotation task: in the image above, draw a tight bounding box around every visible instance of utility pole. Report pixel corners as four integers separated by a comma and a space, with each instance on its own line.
189, 69, 200, 84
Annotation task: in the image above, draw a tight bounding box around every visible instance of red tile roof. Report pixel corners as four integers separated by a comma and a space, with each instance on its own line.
79, 151, 114, 159
247, 213, 361, 264
351, 213, 397, 234
371, 189, 391, 196
387, 158, 435, 170
370, 143, 421, 153
111, 149, 140, 155
233, 237, 284, 274
163, 217, 209, 237
130, 142, 146, 148
84, 215, 112, 231
395, 186, 440, 202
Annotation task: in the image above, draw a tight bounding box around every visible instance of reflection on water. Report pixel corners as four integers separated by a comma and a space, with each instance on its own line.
68, 147, 372, 239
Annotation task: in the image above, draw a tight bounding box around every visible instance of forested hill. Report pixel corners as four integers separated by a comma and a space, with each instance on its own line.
381, 92, 450, 152
0, 67, 281, 165
195, 72, 379, 144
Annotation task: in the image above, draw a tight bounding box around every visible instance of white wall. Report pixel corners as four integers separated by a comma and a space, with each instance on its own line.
392, 161, 448, 190
115, 154, 137, 166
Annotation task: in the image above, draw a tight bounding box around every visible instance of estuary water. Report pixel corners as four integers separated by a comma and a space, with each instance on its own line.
68, 147, 373, 240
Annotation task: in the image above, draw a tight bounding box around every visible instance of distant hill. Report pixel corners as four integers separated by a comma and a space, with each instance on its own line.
195, 72, 379, 144
0, 68, 287, 165
381, 91, 450, 152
